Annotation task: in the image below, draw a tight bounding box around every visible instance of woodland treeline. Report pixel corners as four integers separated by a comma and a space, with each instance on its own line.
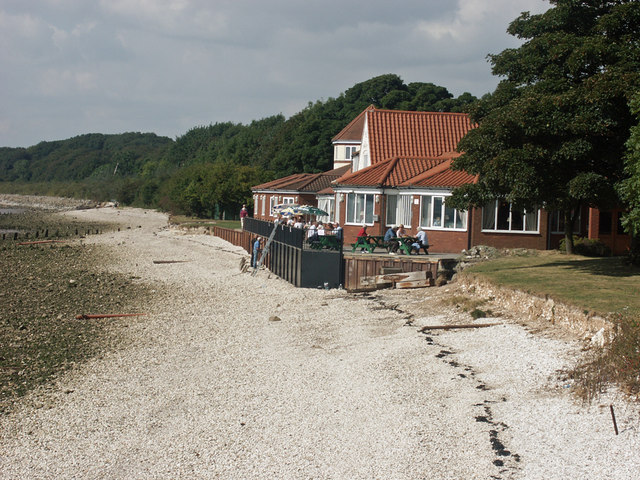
0, 74, 476, 218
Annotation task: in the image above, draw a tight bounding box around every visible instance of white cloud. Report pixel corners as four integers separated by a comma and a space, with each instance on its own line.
0, 0, 552, 147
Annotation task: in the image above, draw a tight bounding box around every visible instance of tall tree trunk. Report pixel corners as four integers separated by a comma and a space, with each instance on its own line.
563, 210, 575, 254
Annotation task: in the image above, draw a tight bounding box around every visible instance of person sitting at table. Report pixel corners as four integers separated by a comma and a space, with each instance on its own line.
357, 225, 370, 252
396, 224, 408, 237
333, 222, 343, 241
384, 225, 400, 254
317, 223, 325, 236
293, 217, 304, 229
307, 221, 318, 242
411, 227, 430, 255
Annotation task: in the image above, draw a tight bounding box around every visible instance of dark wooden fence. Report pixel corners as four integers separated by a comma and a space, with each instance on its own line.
239, 218, 344, 289
210, 226, 253, 253
213, 218, 446, 290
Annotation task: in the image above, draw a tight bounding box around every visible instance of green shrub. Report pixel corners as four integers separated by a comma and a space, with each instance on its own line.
559, 236, 612, 257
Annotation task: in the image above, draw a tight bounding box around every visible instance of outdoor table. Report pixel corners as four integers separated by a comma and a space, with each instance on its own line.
396, 236, 418, 255
351, 235, 394, 253
317, 234, 341, 251
351, 235, 380, 253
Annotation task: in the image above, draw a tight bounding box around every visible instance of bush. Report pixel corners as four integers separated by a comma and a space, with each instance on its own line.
570, 316, 640, 402
559, 236, 612, 257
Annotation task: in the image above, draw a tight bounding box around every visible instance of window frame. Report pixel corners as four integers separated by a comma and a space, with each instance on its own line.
550, 210, 581, 235
317, 196, 335, 224
345, 192, 375, 226
419, 194, 467, 231
481, 200, 540, 234
269, 196, 278, 217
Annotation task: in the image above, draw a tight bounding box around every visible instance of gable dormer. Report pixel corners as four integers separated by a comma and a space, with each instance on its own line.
331, 105, 370, 169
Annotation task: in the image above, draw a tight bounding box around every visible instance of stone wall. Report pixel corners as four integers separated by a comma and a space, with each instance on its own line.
455, 275, 613, 343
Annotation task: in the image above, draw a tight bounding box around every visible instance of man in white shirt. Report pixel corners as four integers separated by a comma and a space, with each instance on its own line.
411, 227, 429, 254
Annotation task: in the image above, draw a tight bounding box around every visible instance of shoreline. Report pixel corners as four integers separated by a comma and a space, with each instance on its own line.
0, 204, 638, 479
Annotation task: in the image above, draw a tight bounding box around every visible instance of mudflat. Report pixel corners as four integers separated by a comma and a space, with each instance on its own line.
1, 204, 638, 479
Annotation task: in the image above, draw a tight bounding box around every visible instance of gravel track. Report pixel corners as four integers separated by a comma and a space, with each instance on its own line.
1, 206, 638, 479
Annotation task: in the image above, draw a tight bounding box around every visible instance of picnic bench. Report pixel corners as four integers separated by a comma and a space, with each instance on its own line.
309, 234, 342, 251
351, 235, 429, 255
351, 235, 387, 253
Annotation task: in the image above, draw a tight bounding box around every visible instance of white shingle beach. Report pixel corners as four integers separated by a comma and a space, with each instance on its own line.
1, 205, 638, 479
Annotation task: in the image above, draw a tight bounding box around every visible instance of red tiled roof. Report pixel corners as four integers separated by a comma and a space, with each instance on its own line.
252, 173, 317, 191
334, 156, 448, 187
399, 157, 477, 187
366, 108, 475, 164
252, 165, 350, 193
331, 106, 371, 143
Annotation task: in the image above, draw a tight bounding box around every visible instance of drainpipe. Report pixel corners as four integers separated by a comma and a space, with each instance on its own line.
546, 210, 551, 250
467, 206, 473, 250
379, 192, 386, 236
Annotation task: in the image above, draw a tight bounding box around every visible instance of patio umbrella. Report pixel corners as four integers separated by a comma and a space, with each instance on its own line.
272, 204, 305, 216
297, 205, 329, 216
273, 204, 328, 217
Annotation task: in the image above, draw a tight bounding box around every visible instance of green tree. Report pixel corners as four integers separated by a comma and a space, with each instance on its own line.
618, 93, 640, 262
449, 0, 640, 254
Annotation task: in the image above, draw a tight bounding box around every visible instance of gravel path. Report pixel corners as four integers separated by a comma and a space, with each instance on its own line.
1, 207, 638, 479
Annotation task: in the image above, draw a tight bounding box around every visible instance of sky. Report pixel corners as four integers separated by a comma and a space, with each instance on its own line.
0, 0, 551, 148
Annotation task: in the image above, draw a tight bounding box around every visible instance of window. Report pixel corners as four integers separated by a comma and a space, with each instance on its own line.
317, 197, 335, 223
482, 201, 538, 232
420, 195, 467, 230
550, 210, 581, 234
282, 197, 294, 205
386, 195, 397, 226
346, 193, 374, 225
386, 194, 412, 226
599, 211, 612, 235
345, 146, 358, 160
261, 196, 266, 216
269, 196, 278, 216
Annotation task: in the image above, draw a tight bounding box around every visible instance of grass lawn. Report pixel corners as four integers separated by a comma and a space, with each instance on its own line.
463, 251, 640, 318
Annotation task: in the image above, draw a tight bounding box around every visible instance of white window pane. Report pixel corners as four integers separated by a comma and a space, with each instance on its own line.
482, 202, 495, 229
444, 202, 456, 229
511, 208, 524, 231
421, 196, 432, 227
456, 209, 467, 229
524, 209, 538, 231
387, 195, 397, 225
433, 197, 443, 227
365, 195, 374, 224
497, 201, 510, 230
346, 193, 355, 223
355, 194, 365, 224
398, 195, 412, 226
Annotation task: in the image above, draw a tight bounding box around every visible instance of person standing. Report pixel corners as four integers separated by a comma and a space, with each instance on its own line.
240, 204, 248, 229
252, 237, 261, 268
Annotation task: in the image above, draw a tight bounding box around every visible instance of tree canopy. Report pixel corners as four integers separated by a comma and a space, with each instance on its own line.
618, 93, 640, 260
449, 0, 640, 253
0, 74, 476, 218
